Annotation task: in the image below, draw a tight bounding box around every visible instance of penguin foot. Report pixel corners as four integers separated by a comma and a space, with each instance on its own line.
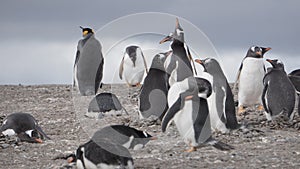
237, 106, 246, 115
257, 105, 264, 111
184, 146, 197, 152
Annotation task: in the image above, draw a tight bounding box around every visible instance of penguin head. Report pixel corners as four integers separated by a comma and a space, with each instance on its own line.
80, 26, 94, 37
187, 77, 212, 99
17, 129, 43, 143
125, 46, 139, 67
195, 58, 222, 74
150, 51, 172, 70
247, 46, 271, 58
159, 18, 184, 44
266, 59, 285, 70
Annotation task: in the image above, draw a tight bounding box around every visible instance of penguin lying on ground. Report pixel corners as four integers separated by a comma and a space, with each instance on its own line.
139, 51, 172, 120
262, 59, 296, 121
73, 26, 104, 96
195, 58, 240, 133
234, 46, 271, 115
68, 139, 134, 169
119, 45, 148, 87
162, 76, 233, 152
91, 125, 156, 150
0, 112, 50, 143
159, 18, 195, 86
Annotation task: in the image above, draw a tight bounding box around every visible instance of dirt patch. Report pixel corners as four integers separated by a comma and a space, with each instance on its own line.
0, 84, 299, 169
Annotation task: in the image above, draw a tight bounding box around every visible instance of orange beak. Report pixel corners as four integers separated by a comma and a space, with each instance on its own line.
194, 59, 203, 64
185, 95, 194, 100
67, 157, 74, 163
35, 138, 43, 143
159, 36, 172, 44
265, 47, 272, 52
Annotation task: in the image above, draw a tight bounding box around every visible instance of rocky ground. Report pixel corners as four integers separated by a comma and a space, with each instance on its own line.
0, 84, 299, 169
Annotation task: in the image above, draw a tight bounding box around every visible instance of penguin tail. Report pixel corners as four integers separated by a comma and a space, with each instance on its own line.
207, 139, 234, 151
35, 125, 51, 140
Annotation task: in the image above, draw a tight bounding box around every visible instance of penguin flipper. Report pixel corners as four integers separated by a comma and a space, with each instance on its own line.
141, 52, 149, 74
73, 50, 80, 87
35, 125, 51, 140
161, 95, 184, 132
261, 81, 269, 114
186, 45, 197, 75
233, 62, 243, 92
119, 56, 125, 80
224, 83, 239, 129
95, 57, 104, 94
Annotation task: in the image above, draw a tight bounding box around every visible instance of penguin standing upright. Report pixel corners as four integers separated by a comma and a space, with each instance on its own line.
139, 51, 172, 120
195, 58, 239, 133
73, 26, 104, 96
68, 139, 134, 169
91, 125, 156, 150
262, 59, 296, 121
162, 76, 233, 152
0, 112, 50, 143
159, 18, 194, 86
119, 45, 148, 87
234, 46, 271, 114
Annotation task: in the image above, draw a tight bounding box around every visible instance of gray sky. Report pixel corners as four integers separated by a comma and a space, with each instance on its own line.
0, 0, 299, 84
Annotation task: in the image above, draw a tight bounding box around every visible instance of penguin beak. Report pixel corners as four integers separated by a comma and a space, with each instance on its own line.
79, 26, 84, 29
159, 36, 172, 44
266, 59, 273, 63
185, 95, 193, 100
35, 138, 43, 143
67, 157, 74, 163
150, 136, 158, 140
264, 47, 272, 52
195, 59, 203, 65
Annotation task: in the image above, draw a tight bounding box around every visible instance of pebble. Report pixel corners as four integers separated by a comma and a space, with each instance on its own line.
1, 143, 10, 149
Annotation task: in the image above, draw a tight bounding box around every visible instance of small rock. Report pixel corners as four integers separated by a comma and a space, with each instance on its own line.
1, 143, 10, 149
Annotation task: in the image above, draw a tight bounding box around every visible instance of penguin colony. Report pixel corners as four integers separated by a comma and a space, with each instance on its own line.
1, 19, 299, 169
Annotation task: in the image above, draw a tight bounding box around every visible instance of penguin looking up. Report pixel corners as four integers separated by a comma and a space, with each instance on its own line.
162, 76, 233, 152
91, 125, 157, 150
159, 18, 194, 86
262, 59, 296, 121
195, 58, 240, 133
234, 46, 271, 115
0, 112, 50, 143
139, 51, 172, 120
68, 139, 134, 169
119, 45, 148, 87
73, 26, 104, 96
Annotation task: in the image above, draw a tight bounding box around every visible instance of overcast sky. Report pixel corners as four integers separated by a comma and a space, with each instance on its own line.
0, 0, 299, 84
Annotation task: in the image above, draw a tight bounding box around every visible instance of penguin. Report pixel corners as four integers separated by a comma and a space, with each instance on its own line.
0, 112, 50, 143
195, 58, 240, 133
234, 46, 271, 114
68, 139, 134, 169
91, 125, 157, 150
262, 59, 296, 121
119, 45, 148, 87
288, 69, 300, 92
159, 18, 194, 86
73, 26, 104, 96
139, 51, 172, 120
88, 92, 127, 113
162, 76, 233, 152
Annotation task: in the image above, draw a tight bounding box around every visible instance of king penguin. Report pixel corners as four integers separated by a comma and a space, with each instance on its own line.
234, 46, 271, 114
119, 45, 148, 87
0, 112, 50, 143
159, 18, 194, 86
91, 125, 156, 150
162, 76, 233, 152
68, 139, 134, 169
73, 26, 104, 96
139, 51, 172, 120
195, 58, 240, 133
262, 59, 296, 121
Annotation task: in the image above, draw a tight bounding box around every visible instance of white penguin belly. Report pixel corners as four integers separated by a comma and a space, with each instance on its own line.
123, 58, 145, 85
173, 100, 197, 146
238, 58, 265, 106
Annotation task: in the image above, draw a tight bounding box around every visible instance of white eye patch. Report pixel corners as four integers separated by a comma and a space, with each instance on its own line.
176, 29, 184, 36
25, 130, 33, 137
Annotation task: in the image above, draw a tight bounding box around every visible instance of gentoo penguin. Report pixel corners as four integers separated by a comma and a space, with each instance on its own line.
0, 112, 50, 143
88, 92, 127, 113
91, 125, 156, 150
68, 139, 134, 169
288, 69, 300, 92
119, 45, 148, 87
139, 51, 172, 120
159, 18, 194, 86
162, 76, 233, 152
262, 59, 296, 121
234, 46, 271, 114
73, 26, 104, 96
195, 58, 239, 133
